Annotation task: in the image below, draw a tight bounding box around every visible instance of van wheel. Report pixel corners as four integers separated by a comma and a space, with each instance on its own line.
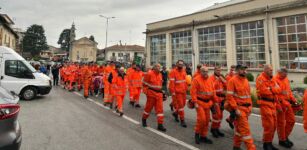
21, 87, 37, 100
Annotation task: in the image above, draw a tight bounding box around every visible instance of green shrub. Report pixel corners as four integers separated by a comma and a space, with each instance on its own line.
304, 76, 307, 84
246, 73, 254, 82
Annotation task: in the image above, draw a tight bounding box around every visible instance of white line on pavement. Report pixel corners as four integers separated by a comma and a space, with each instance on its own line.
146, 127, 200, 150
73, 91, 199, 150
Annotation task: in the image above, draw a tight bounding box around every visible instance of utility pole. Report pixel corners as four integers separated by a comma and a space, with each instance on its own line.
99, 15, 115, 48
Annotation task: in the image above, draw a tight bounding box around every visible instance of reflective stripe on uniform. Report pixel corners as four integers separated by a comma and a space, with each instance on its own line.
197, 91, 213, 95
242, 135, 252, 140
169, 78, 175, 81
215, 89, 224, 92
178, 108, 184, 111
143, 111, 149, 115
175, 80, 186, 83
233, 93, 251, 99
211, 119, 221, 123
157, 114, 164, 117
227, 91, 234, 94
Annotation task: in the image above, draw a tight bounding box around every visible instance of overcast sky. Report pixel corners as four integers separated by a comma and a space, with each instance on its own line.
0, 0, 228, 49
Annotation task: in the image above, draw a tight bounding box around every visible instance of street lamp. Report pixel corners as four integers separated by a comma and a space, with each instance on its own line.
99, 15, 115, 48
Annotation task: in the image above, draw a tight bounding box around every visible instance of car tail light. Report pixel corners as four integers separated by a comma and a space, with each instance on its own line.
0, 104, 20, 120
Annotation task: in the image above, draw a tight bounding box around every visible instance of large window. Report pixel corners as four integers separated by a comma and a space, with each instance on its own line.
235, 20, 266, 68
5, 60, 34, 79
198, 25, 226, 67
150, 34, 166, 66
171, 31, 193, 64
277, 14, 307, 70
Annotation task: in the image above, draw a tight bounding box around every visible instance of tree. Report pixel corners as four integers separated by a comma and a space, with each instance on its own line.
89, 35, 95, 42
57, 29, 71, 52
22, 24, 48, 56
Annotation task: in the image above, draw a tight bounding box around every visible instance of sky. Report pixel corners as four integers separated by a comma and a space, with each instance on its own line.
0, 0, 228, 49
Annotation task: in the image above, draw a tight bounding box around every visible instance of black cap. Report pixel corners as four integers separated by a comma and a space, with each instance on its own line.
236, 64, 248, 70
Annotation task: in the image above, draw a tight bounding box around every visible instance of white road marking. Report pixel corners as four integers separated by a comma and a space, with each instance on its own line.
72, 91, 199, 150
146, 127, 199, 150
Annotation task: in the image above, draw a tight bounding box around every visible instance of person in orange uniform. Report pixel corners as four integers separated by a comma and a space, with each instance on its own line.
304, 89, 307, 133
169, 60, 188, 127
76, 64, 84, 91
192, 64, 202, 78
127, 62, 136, 105
209, 66, 227, 138
168, 64, 177, 112
225, 65, 237, 129
83, 64, 92, 98
273, 68, 296, 148
190, 66, 216, 145
142, 64, 166, 132
129, 65, 143, 108
225, 65, 256, 150
112, 67, 127, 116
256, 64, 281, 150
103, 61, 115, 107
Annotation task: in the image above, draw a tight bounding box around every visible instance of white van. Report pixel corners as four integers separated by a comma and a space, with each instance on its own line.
0, 46, 52, 100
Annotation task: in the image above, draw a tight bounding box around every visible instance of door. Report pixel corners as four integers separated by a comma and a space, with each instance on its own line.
0, 59, 32, 94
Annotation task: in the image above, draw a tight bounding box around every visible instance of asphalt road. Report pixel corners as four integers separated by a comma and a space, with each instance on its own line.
18, 87, 307, 150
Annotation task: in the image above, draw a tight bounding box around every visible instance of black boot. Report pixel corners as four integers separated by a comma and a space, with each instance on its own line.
263, 142, 272, 150
271, 143, 279, 150
172, 112, 179, 122
201, 136, 213, 144
142, 119, 147, 127
129, 101, 135, 106
216, 129, 225, 137
119, 112, 124, 117
169, 103, 173, 111
109, 103, 113, 109
180, 120, 187, 128
157, 124, 166, 132
226, 118, 234, 129
210, 129, 219, 138
233, 147, 242, 150
279, 140, 292, 148
135, 104, 141, 108
286, 138, 294, 147
195, 133, 200, 144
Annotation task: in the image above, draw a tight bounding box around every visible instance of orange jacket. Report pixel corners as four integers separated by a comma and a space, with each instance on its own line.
303, 90, 307, 133
273, 74, 296, 108
169, 68, 187, 94
112, 73, 128, 96
256, 72, 281, 107
192, 70, 201, 79
129, 70, 143, 88
190, 75, 217, 109
210, 75, 227, 103
143, 70, 162, 97
104, 65, 115, 81
83, 66, 92, 84
226, 75, 252, 112
225, 71, 235, 81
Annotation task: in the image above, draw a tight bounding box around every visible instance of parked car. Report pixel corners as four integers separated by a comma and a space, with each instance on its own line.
0, 86, 21, 150
0, 46, 52, 100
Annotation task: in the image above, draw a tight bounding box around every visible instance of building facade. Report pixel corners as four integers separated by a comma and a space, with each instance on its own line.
0, 14, 18, 50
104, 44, 145, 63
69, 37, 98, 62
146, 0, 307, 82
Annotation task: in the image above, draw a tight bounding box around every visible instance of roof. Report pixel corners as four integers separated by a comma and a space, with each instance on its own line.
104, 44, 145, 52
72, 37, 98, 45
195, 0, 250, 13
147, 0, 252, 25
0, 14, 18, 38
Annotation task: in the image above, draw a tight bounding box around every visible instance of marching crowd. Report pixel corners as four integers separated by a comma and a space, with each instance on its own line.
57, 60, 307, 150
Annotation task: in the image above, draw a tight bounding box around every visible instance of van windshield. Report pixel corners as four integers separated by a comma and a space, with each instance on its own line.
22, 60, 36, 73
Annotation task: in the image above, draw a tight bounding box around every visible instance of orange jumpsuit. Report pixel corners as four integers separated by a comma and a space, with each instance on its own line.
210, 75, 227, 130
127, 67, 134, 101
304, 90, 307, 133
256, 72, 281, 143
129, 70, 143, 104
83, 66, 92, 97
169, 68, 188, 121
190, 75, 217, 137
226, 75, 256, 150
168, 69, 176, 111
142, 70, 164, 124
226, 71, 235, 81
103, 65, 115, 103
273, 74, 296, 141
112, 73, 127, 112
192, 70, 201, 79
